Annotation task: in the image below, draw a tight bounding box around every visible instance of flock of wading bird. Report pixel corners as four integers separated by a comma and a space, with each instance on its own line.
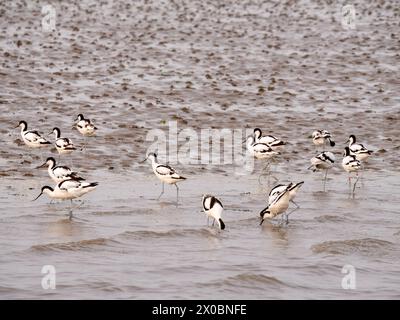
15, 118, 373, 228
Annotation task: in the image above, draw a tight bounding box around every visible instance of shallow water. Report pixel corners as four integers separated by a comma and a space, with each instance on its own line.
1, 0, 400, 299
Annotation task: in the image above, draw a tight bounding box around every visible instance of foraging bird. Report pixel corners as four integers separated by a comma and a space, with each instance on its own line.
309, 151, 336, 190
202, 194, 225, 230
15, 121, 51, 148
312, 130, 335, 148
33, 179, 98, 202
253, 128, 286, 150
260, 185, 291, 225
347, 135, 373, 161
246, 136, 279, 160
141, 153, 186, 205
50, 127, 76, 154
342, 147, 362, 195
33, 179, 98, 218
74, 114, 97, 136
37, 157, 84, 183
268, 181, 304, 209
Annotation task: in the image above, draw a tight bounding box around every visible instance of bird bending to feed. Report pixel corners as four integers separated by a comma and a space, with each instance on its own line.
37, 157, 84, 183
342, 147, 362, 195
253, 128, 286, 150
260, 184, 291, 226
50, 127, 76, 155
33, 179, 98, 219
312, 130, 335, 148
74, 114, 97, 136
202, 194, 225, 230
268, 181, 304, 209
15, 121, 51, 148
309, 151, 335, 191
347, 135, 373, 161
141, 153, 186, 205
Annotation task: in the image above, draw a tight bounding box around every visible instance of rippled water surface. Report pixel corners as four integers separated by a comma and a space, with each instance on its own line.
1, 0, 400, 299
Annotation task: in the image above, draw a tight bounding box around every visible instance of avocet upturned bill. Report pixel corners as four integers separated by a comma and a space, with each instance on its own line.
37, 157, 84, 183
246, 136, 279, 160
312, 130, 335, 148
74, 114, 97, 136
141, 153, 186, 205
253, 128, 286, 150
309, 151, 336, 190
347, 135, 373, 161
342, 146, 362, 195
50, 127, 76, 155
15, 121, 51, 148
33, 179, 98, 218
260, 185, 291, 226
268, 181, 304, 209
33, 179, 98, 201
202, 194, 225, 230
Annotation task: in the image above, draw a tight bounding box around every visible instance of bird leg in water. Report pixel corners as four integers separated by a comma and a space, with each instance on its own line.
68, 199, 74, 220
174, 183, 179, 207
157, 182, 165, 200
352, 173, 360, 195
323, 169, 328, 192
258, 162, 271, 184
290, 199, 300, 209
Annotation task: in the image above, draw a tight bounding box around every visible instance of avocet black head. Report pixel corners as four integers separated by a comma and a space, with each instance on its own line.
50, 127, 61, 138
347, 135, 356, 144
253, 128, 262, 139
36, 157, 56, 169
15, 120, 28, 130
75, 114, 85, 122
32, 186, 54, 201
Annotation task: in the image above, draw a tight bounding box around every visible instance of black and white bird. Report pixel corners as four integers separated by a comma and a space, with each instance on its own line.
246, 136, 279, 160
260, 184, 291, 225
37, 157, 84, 183
142, 153, 186, 205
347, 135, 373, 161
309, 151, 336, 190
312, 130, 335, 148
74, 114, 97, 136
253, 128, 286, 150
268, 181, 304, 209
202, 194, 225, 230
50, 127, 76, 155
342, 147, 362, 194
15, 121, 51, 148
33, 179, 98, 202
33, 179, 98, 219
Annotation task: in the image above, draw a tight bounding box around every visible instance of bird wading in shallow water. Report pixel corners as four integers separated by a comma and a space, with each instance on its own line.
342, 146, 362, 196
309, 151, 336, 191
260, 184, 291, 226
141, 153, 186, 206
33, 179, 98, 219
245, 135, 280, 184
202, 194, 225, 230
